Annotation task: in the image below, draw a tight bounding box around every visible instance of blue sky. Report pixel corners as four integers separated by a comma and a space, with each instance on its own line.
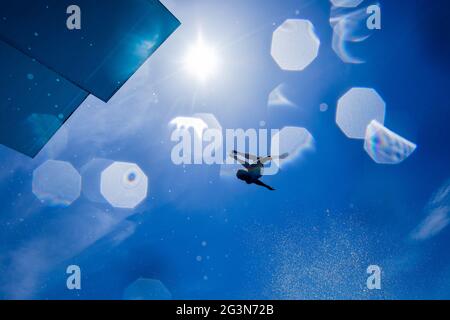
0, 0, 450, 299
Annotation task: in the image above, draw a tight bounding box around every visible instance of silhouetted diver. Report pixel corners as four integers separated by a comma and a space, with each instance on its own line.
231, 150, 288, 191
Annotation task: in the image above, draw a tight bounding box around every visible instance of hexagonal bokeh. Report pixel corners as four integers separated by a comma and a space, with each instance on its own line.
330, 0, 364, 8
336, 87, 386, 139
271, 126, 315, 168
100, 162, 148, 209
80, 158, 114, 204
364, 120, 417, 165
32, 160, 81, 206
123, 278, 172, 300
271, 19, 320, 71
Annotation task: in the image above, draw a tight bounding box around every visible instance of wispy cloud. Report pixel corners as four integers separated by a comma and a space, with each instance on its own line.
411, 180, 450, 241
0, 205, 136, 299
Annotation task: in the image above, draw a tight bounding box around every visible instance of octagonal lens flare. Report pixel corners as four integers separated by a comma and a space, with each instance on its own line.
271, 126, 315, 167
123, 278, 172, 300
364, 120, 417, 165
336, 87, 386, 139
32, 160, 81, 206
100, 162, 148, 209
271, 19, 320, 71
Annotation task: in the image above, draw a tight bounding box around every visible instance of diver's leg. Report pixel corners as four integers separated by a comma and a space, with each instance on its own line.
232, 150, 258, 161
258, 156, 273, 164
259, 152, 289, 164
253, 179, 275, 191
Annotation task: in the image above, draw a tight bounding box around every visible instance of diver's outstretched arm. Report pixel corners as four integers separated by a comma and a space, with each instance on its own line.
253, 179, 275, 191
232, 150, 258, 161
259, 152, 289, 164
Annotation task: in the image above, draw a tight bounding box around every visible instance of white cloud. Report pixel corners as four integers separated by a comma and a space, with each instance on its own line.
0, 205, 135, 298
411, 180, 450, 241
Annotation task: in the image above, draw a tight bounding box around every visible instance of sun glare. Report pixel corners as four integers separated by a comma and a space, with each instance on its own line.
184, 39, 220, 81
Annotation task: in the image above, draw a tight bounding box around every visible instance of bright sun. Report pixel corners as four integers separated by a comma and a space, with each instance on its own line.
184, 39, 220, 81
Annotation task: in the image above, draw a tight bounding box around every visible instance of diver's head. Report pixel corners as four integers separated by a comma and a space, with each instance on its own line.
236, 169, 252, 183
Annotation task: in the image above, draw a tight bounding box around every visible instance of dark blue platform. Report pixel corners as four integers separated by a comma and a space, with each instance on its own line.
0, 40, 88, 157
0, 0, 179, 157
